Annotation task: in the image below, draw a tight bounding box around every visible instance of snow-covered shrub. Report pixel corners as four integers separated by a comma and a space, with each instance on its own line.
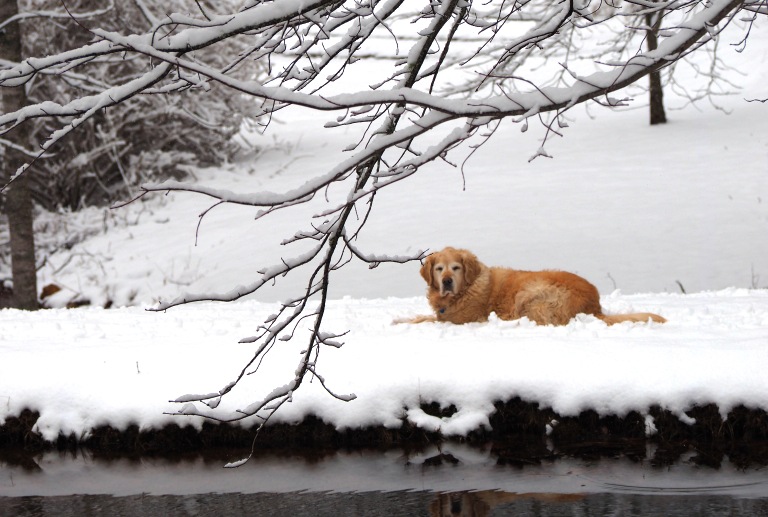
15, 0, 264, 210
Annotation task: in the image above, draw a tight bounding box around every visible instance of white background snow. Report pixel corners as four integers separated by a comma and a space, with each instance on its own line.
1, 13, 767, 465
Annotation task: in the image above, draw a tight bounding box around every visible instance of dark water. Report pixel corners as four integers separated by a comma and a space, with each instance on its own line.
6, 491, 768, 517
2, 445, 768, 516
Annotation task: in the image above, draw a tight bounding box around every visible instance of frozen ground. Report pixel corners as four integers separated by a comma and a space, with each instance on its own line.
1, 290, 767, 442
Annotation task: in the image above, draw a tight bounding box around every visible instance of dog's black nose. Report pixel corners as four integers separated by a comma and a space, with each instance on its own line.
442, 278, 453, 288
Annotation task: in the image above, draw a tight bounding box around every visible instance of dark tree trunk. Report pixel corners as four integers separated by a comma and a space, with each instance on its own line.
645, 12, 667, 125
1, 0, 38, 310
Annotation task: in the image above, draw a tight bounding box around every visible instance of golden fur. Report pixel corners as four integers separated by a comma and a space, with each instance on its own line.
396, 247, 666, 326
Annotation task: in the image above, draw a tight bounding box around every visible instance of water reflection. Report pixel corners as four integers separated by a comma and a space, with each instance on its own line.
2, 444, 768, 516
429, 491, 585, 516
4, 490, 768, 517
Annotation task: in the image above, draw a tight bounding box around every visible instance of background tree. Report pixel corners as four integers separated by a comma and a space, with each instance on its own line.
0, 0, 761, 462
450, 1, 742, 126
5, 0, 263, 210
0, 0, 264, 308
645, 8, 668, 124
602, 2, 743, 123
0, 0, 37, 310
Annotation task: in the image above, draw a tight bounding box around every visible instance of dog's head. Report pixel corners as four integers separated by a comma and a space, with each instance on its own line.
420, 247, 482, 297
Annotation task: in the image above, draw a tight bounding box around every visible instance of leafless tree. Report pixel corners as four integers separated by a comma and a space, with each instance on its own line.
1, 0, 763, 463
3, 0, 263, 210
450, 0, 753, 124
0, 0, 263, 309
611, 1, 744, 123
1, 0, 37, 310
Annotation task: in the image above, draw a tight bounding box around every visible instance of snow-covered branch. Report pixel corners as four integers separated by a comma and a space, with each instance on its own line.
0, 2, 114, 31
1, 0, 748, 190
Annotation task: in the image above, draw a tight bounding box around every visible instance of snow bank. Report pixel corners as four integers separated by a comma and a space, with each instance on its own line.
2, 290, 767, 442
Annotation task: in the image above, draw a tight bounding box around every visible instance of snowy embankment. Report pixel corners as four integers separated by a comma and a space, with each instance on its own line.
2, 289, 767, 443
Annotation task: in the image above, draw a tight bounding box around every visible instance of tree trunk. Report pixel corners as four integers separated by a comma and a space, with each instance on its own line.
645, 12, 667, 125
1, 0, 38, 310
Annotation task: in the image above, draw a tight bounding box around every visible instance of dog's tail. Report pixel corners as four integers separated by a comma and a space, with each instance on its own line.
597, 312, 667, 325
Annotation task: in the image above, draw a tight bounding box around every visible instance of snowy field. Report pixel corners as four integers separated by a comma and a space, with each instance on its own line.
1, 18, 767, 443
1, 290, 768, 442
21, 22, 768, 308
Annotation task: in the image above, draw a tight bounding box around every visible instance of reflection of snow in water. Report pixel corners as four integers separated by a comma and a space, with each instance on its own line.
3, 444, 768, 498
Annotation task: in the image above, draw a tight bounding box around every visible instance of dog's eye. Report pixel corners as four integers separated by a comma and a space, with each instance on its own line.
452, 265, 461, 272
435, 265, 444, 272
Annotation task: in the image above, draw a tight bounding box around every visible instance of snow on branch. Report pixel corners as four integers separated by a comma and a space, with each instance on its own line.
742, 1, 768, 14
150, 243, 326, 310
0, 2, 114, 31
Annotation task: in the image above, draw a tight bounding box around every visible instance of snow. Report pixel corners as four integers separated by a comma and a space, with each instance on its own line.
24, 15, 768, 307
1, 14, 767, 445
1, 290, 768, 442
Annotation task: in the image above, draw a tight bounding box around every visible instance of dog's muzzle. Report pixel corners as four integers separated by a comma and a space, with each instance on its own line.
441, 277, 454, 295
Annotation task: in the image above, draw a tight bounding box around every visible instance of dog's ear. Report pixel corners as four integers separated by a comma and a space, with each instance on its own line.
460, 250, 482, 286
420, 254, 435, 287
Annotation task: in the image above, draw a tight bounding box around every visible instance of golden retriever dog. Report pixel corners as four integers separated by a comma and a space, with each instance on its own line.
397, 247, 666, 326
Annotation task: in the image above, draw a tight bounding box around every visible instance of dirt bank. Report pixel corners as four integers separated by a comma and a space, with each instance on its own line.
3, 399, 768, 468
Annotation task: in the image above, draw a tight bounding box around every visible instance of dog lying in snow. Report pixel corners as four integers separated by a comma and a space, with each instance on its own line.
395, 247, 666, 326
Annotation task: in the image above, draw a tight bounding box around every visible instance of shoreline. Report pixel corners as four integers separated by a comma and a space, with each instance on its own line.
3, 399, 768, 468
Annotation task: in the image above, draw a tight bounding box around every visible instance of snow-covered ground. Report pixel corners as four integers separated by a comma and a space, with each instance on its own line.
1, 17, 767, 445
1, 290, 768, 443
